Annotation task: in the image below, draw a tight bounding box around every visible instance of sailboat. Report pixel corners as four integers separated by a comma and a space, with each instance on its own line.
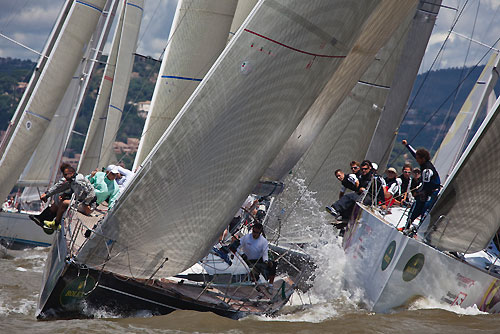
35, 0, 419, 320
0, 0, 117, 249
275, 0, 500, 313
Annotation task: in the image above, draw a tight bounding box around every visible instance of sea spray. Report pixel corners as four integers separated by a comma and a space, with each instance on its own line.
263, 177, 365, 322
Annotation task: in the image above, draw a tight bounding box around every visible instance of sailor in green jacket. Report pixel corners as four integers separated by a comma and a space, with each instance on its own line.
87, 165, 120, 209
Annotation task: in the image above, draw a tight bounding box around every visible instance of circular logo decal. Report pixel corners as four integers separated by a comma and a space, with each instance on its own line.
402, 253, 425, 282
240, 61, 253, 75
25, 120, 32, 130
60, 275, 96, 306
381, 240, 396, 271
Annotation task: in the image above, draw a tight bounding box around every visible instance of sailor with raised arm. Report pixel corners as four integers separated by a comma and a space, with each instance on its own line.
401, 139, 441, 234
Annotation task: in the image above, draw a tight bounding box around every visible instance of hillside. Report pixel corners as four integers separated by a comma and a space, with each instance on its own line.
0, 56, 495, 170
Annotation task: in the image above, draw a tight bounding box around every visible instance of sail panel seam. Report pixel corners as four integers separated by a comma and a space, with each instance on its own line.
126, 2, 144, 11
243, 29, 345, 58
75, 1, 104, 13
161, 75, 203, 82
109, 105, 123, 113
25, 110, 51, 122
358, 80, 391, 90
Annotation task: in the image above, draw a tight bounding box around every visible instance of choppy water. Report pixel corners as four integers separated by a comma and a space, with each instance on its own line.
2, 242, 500, 334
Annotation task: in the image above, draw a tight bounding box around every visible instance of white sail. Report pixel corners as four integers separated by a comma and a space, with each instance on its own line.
0, 0, 107, 203
0, 0, 74, 157
426, 95, 500, 253
77, 0, 418, 279
78, 0, 128, 174
365, 0, 441, 169
98, 0, 144, 168
133, 0, 238, 170
19, 0, 117, 186
227, 0, 258, 42
432, 50, 500, 181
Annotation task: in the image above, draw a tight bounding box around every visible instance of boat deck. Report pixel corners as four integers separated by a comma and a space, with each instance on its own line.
63, 205, 108, 255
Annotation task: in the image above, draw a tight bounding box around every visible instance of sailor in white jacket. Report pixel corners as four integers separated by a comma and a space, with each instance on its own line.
239, 223, 276, 289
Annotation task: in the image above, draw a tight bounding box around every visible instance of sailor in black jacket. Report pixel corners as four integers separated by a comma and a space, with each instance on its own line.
402, 139, 441, 232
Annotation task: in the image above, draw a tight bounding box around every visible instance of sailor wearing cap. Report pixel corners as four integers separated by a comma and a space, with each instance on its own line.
86, 164, 120, 209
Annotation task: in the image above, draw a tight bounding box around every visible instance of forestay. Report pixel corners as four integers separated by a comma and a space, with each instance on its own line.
133, 0, 237, 170
76, 0, 418, 278
0, 0, 108, 204
426, 96, 500, 253
267, 1, 422, 242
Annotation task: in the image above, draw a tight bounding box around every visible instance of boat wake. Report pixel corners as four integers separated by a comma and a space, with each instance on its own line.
407, 297, 487, 315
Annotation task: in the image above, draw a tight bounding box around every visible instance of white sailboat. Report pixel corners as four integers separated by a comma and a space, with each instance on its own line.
36, 0, 418, 320
277, 0, 500, 313
0, 0, 116, 249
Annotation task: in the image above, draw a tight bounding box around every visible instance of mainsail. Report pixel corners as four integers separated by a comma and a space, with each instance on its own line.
78, 0, 143, 173
133, 0, 238, 169
77, 0, 418, 279
0, 0, 107, 203
426, 95, 500, 253
432, 50, 500, 181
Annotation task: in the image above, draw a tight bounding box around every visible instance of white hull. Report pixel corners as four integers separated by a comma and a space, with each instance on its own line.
343, 204, 500, 313
0, 211, 53, 249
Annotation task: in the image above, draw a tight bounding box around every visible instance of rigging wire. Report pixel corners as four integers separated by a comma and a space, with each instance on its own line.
429, 0, 480, 154
392, 36, 500, 157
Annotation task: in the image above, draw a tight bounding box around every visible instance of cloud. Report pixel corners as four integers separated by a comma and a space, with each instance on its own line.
420, 0, 500, 71
0, 0, 498, 71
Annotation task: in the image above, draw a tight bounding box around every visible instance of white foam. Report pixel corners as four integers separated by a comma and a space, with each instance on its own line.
15, 267, 27, 272
408, 297, 487, 315
263, 178, 365, 322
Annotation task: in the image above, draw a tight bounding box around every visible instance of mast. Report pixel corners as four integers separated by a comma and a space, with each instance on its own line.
133, 0, 238, 170
0, 0, 108, 203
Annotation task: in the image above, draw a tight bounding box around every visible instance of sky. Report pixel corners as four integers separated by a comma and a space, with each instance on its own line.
0, 0, 499, 72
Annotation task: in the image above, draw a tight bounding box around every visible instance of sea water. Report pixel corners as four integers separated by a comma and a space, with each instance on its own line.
1, 189, 500, 333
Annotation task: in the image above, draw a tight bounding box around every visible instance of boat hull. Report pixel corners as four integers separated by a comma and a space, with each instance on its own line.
37, 226, 293, 320
343, 204, 500, 313
0, 211, 53, 249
